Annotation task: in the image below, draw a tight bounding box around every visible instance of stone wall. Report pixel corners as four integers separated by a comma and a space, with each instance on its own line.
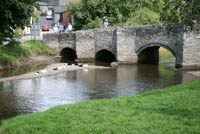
76, 30, 95, 61
135, 25, 178, 55
94, 28, 117, 55
58, 32, 76, 51
182, 25, 200, 69
43, 33, 59, 54
116, 27, 137, 63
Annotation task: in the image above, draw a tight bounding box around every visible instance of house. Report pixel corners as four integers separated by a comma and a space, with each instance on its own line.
38, 0, 75, 28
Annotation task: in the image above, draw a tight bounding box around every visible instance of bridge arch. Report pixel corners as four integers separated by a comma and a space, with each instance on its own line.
136, 43, 176, 64
60, 47, 77, 61
95, 49, 116, 63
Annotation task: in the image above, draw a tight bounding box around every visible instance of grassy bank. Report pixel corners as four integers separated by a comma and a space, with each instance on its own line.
0, 40, 53, 69
1, 81, 200, 134
159, 47, 174, 60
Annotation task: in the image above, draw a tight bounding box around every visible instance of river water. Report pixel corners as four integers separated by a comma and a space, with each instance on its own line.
0, 59, 198, 120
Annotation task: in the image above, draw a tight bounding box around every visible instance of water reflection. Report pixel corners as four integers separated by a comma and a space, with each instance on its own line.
0, 63, 198, 120
0, 64, 47, 78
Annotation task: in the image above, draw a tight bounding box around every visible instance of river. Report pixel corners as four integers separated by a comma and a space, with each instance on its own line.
0, 58, 198, 121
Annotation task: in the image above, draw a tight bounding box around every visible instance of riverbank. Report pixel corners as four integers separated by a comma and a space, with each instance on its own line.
0, 40, 54, 71
1, 80, 200, 134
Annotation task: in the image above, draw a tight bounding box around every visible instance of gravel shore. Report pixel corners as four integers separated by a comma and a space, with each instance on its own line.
0, 63, 110, 82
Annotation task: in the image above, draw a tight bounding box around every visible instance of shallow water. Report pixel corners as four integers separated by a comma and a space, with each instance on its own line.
0, 59, 198, 120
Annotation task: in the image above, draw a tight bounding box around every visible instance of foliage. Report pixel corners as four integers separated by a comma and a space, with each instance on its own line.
66, 0, 132, 30
0, 41, 52, 68
131, 8, 161, 26
40, 0, 51, 2
116, 8, 161, 27
67, 0, 200, 29
82, 17, 103, 30
40, 12, 47, 16
21, 40, 52, 55
48, 6, 54, 11
161, 0, 200, 28
1, 80, 200, 134
66, 0, 165, 30
0, 0, 38, 44
13, 29, 24, 39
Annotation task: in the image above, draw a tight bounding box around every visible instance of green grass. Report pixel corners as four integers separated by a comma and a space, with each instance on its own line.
0, 40, 53, 69
159, 47, 174, 60
1, 81, 200, 134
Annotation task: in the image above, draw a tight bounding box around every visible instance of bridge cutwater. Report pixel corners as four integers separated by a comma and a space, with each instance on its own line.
43, 24, 200, 69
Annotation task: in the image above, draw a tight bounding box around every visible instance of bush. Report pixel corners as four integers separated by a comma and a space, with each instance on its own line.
40, 12, 47, 16
82, 17, 103, 30
117, 8, 161, 27
0, 40, 53, 68
14, 29, 24, 38
0, 54, 18, 67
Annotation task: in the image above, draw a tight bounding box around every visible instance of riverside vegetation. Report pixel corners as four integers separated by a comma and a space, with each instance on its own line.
0, 40, 53, 70
0, 80, 200, 134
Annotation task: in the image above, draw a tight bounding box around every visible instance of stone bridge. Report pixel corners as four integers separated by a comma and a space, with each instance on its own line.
43, 24, 200, 69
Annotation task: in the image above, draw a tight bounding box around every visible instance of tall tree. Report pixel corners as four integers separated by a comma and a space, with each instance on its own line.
0, 0, 38, 44
66, 0, 164, 30
161, 0, 200, 28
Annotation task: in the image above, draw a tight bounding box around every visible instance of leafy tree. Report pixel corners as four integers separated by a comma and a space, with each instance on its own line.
0, 0, 38, 44
66, 0, 130, 30
161, 0, 200, 28
40, 0, 51, 2
82, 17, 103, 30
124, 8, 161, 27
66, 0, 165, 30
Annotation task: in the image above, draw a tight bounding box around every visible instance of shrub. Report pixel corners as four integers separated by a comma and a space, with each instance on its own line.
13, 29, 24, 39
82, 17, 103, 30
125, 8, 161, 27
0, 40, 53, 68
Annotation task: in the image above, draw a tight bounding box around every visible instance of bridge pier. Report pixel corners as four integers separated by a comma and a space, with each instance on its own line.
116, 27, 138, 64
76, 30, 95, 61
181, 25, 200, 69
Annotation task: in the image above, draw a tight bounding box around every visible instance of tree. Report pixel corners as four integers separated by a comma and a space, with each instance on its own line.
66, 0, 131, 30
161, 0, 200, 28
0, 0, 38, 44
66, 0, 165, 30
125, 8, 161, 27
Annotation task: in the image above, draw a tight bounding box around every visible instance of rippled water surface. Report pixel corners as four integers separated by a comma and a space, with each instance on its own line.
0, 60, 198, 120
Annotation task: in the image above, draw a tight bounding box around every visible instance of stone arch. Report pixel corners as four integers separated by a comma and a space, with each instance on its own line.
60, 47, 77, 61
136, 43, 176, 64
136, 43, 176, 57
95, 49, 116, 63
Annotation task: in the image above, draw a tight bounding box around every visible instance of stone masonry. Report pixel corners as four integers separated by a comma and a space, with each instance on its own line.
43, 24, 200, 69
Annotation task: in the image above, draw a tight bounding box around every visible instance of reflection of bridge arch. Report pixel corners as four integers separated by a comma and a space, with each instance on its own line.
136, 43, 176, 64
95, 49, 116, 63
60, 47, 77, 61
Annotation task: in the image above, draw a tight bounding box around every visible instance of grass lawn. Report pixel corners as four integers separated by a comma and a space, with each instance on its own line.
1, 80, 200, 134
